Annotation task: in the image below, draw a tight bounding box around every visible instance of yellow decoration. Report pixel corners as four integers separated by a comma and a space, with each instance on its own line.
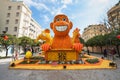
25, 51, 32, 59
35, 29, 52, 44
45, 49, 78, 61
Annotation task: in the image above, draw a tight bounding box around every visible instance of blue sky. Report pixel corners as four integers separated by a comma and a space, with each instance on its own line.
23, 0, 119, 35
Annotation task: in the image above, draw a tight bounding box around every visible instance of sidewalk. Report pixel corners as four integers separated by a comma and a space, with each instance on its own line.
0, 52, 120, 80
0, 54, 24, 63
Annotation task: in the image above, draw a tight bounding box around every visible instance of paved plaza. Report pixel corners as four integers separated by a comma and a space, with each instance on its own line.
0, 54, 120, 80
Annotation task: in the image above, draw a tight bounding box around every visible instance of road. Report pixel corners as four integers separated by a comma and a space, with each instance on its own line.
0, 54, 120, 80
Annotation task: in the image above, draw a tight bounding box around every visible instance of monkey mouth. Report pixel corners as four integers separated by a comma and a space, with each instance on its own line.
55, 26, 67, 32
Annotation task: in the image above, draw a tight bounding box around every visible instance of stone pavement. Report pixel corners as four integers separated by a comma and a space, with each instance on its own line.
0, 54, 120, 80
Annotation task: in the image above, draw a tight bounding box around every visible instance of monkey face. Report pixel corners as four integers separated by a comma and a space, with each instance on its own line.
50, 14, 73, 36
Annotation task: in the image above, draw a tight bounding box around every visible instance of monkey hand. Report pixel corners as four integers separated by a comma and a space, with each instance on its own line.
73, 43, 83, 52
41, 44, 51, 52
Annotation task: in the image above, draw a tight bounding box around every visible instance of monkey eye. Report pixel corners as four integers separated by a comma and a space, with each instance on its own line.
62, 18, 66, 21
56, 18, 60, 22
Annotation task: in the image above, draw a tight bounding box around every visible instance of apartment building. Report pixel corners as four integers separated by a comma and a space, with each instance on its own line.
0, 0, 42, 39
107, 1, 120, 30
82, 24, 107, 42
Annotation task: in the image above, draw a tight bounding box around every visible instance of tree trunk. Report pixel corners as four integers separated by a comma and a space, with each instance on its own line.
5, 46, 8, 57
92, 46, 94, 52
86, 46, 88, 51
100, 46, 103, 54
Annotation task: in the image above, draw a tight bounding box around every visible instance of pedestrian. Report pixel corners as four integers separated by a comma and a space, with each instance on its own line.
87, 49, 90, 55
111, 48, 116, 60
14, 50, 18, 60
31, 47, 34, 55
103, 48, 107, 58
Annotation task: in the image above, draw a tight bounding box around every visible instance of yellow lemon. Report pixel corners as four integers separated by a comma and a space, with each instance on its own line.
25, 51, 32, 59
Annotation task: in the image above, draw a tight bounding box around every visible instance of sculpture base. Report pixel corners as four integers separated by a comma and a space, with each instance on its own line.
45, 49, 79, 61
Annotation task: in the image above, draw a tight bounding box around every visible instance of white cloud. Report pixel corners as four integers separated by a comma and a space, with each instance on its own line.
55, 4, 67, 15
88, 0, 109, 8
61, 0, 72, 4
23, 0, 33, 7
24, 0, 50, 12
34, 3, 50, 11
44, 15, 50, 22
51, 0, 57, 3
23, 0, 67, 15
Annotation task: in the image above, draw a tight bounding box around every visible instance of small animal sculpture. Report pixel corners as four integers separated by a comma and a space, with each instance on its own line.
35, 29, 52, 44
72, 28, 81, 43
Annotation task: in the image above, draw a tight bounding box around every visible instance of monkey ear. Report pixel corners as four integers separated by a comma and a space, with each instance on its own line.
69, 21, 73, 29
50, 22, 53, 29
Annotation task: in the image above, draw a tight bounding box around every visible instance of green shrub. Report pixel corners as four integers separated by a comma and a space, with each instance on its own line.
19, 60, 38, 64
24, 56, 44, 61
86, 58, 99, 64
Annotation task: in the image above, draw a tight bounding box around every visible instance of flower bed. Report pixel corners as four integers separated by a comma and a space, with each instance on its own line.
19, 60, 38, 64
85, 58, 99, 64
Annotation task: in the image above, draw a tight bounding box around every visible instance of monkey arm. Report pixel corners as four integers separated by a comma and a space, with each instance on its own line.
41, 43, 51, 52
72, 43, 83, 52
34, 34, 42, 43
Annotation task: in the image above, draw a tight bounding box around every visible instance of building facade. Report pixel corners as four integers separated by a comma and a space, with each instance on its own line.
107, 1, 120, 30
0, 0, 42, 39
82, 24, 107, 42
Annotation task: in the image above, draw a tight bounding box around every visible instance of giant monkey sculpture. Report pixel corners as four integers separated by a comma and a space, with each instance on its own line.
41, 14, 83, 51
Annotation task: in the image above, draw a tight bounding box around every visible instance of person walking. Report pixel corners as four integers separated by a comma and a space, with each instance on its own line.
103, 48, 107, 58
14, 50, 18, 60
111, 48, 116, 60
87, 49, 90, 55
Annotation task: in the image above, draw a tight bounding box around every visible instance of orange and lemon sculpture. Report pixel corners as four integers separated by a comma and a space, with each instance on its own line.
36, 14, 83, 61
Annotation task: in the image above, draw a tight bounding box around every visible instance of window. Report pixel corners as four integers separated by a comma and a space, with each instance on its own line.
15, 19, 18, 24
7, 13, 10, 17
14, 27, 17, 31
16, 12, 19, 17
8, 6, 11, 10
6, 20, 9, 24
17, 6, 20, 10
5, 27, 8, 32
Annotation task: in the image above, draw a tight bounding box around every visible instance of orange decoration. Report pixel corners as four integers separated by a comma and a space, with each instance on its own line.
72, 28, 80, 43
41, 44, 51, 52
41, 14, 83, 52
50, 14, 73, 49
4, 35, 8, 40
